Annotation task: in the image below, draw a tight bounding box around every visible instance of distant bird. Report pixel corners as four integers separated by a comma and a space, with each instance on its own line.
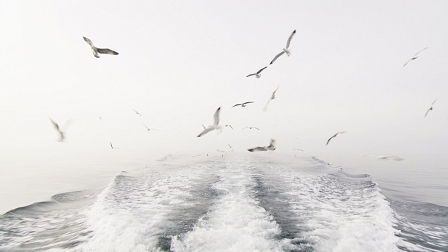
263, 86, 279, 112
366, 155, 404, 161
424, 100, 436, 117
133, 109, 142, 116
403, 47, 428, 67
232, 101, 254, 108
228, 144, 232, 149
243, 127, 260, 130
270, 30, 296, 65
246, 66, 267, 78
225, 124, 234, 129
326, 131, 346, 145
83, 37, 119, 58
248, 139, 276, 152
141, 123, 160, 132
49, 118, 72, 142
293, 149, 304, 151
197, 107, 222, 137
110, 142, 114, 149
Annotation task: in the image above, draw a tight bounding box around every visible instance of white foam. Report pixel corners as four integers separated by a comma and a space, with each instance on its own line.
171, 161, 287, 252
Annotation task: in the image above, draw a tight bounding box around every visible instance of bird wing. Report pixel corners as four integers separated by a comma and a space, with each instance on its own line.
246, 73, 256, 77
326, 133, 338, 145
253, 127, 260, 130
257, 66, 267, 74
415, 47, 429, 56
270, 51, 285, 65
243, 101, 254, 105
285, 30, 296, 49
197, 127, 215, 137
97, 48, 119, 55
424, 108, 431, 117
432, 99, 437, 106
263, 99, 271, 112
213, 107, 221, 126
83, 37, 94, 48
403, 59, 412, 67
226, 125, 234, 129
232, 104, 241, 108
248, 146, 267, 152
49, 118, 60, 132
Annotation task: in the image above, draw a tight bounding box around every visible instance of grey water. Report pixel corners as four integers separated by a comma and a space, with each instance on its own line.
0, 153, 447, 251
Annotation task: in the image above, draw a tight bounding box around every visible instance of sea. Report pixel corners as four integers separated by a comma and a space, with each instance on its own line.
0, 153, 447, 252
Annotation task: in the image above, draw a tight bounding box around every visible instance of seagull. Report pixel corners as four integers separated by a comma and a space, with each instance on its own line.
83, 37, 119, 58
326, 131, 346, 145
232, 101, 254, 108
225, 124, 233, 129
246, 66, 267, 78
133, 109, 142, 116
49, 118, 72, 142
141, 123, 160, 132
403, 47, 428, 67
365, 155, 404, 161
263, 86, 279, 112
270, 30, 296, 65
424, 99, 436, 117
248, 139, 276, 152
228, 144, 232, 149
243, 127, 260, 130
110, 142, 114, 149
197, 107, 222, 137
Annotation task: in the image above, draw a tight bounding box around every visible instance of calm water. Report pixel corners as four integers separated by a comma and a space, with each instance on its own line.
0, 153, 447, 251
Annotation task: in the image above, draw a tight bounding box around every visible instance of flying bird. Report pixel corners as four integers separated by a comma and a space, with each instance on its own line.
248, 139, 276, 152
243, 127, 260, 130
83, 37, 119, 58
403, 47, 428, 67
263, 86, 279, 112
225, 124, 234, 129
270, 30, 296, 65
49, 118, 72, 142
293, 149, 304, 151
197, 107, 222, 137
133, 109, 142, 116
246, 66, 267, 78
232, 101, 254, 108
367, 155, 404, 161
141, 123, 160, 132
110, 142, 114, 149
326, 131, 346, 145
424, 100, 436, 117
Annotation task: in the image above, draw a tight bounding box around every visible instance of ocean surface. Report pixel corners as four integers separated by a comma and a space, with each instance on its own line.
0, 153, 447, 252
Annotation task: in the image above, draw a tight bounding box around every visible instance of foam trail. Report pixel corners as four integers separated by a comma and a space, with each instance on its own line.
171, 160, 290, 251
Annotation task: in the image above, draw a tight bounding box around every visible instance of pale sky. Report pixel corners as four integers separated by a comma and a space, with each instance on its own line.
1, 1, 448, 211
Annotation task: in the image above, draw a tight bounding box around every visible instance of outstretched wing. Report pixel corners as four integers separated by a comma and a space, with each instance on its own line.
83, 37, 94, 48
326, 133, 337, 145
415, 47, 429, 56
213, 107, 221, 126
243, 101, 254, 105
197, 127, 215, 137
246, 73, 256, 77
424, 108, 431, 117
232, 104, 241, 108
257, 66, 267, 74
97, 48, 119, 55
270, 51, 285, 65
248, 146, 267, 152
285, 30, 296, 49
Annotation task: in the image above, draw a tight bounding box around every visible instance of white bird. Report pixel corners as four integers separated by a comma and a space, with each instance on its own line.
83, 37, 119, 58
243, 126, 260, 130
248, 139, 276, 152
403, 47, 428, 67
326, 131, 346, 145
424, 99, 436, 117
232, 101, 254, 108
110, 142, 114, 149
49, 118, 72, 142
246, 66, 267, 78
133, 109, 142, 116
141, 123, 160, 132
263, 86, 279, 112
197, 107, 222, 137
270, 30, 296, 65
